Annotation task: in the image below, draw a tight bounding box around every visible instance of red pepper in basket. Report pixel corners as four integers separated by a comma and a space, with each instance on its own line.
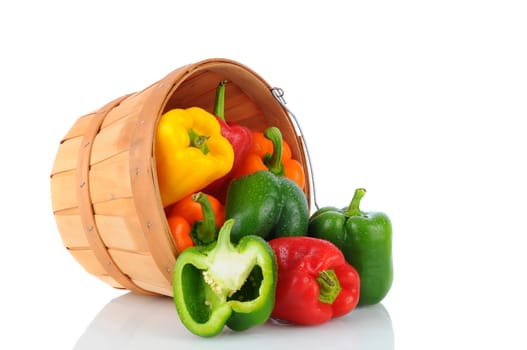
203, 81, 252, 201
269, 236, 360, 325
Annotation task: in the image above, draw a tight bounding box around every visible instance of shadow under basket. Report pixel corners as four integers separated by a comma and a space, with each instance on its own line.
50, 58, 312, 297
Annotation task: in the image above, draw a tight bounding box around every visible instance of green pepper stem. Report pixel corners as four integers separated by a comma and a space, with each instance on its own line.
317, 269, 342, 304
263, 126, 285, 176
213, 80, 227, 121
345, 188, 366, 217
192, 192, 217, 245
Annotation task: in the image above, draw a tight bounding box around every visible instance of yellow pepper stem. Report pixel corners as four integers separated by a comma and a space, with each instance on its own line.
188, 129, 210, 154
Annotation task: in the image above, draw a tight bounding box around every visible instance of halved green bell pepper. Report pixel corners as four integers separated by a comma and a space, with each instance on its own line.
172, 218, 277, 337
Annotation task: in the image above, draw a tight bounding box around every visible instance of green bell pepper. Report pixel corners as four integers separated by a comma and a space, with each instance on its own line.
224, 126, 309, 242
172, 218, 277, 337
225, 127, 309, 242
225, 169, 309, 242
308, 188, 393, 306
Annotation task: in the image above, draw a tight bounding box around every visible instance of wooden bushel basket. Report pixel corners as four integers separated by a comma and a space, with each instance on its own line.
50, 58, 312, 297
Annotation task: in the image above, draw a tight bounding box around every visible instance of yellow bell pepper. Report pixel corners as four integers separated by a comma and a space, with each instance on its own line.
155, 107, 234, 207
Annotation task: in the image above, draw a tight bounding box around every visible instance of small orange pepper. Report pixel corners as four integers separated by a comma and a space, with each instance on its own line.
233, 127, 305, 190
166, 192, 225, 253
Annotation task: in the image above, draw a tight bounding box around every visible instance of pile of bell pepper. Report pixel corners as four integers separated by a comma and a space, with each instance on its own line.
155, 81, 393, 337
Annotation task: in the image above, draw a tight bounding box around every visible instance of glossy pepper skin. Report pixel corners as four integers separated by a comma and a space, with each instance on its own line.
225, 168, 309, 243
166, 192, 225, 252
155, 107, 234, 207
173, 219, 277, 337
308, 188, 393, 306
203, 81, 253, 201
269, 236, 360, 325
233, 127, 305, 190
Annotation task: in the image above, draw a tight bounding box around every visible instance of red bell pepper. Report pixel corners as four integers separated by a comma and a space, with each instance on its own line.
269, 236, 360, 325
203, 80, 252, 201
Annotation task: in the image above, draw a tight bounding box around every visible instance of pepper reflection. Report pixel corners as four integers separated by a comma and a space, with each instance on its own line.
74, 292, 394, 350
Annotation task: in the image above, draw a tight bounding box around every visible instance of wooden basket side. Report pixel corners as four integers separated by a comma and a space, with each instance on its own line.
125, 66, 193, 287
79, 96, 156, 294
86, 86, 181, 295
51, 95, 157, 295
68, 249, 125, 289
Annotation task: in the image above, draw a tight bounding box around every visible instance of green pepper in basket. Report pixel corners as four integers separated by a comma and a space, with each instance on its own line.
172, 219, 277, 337
225, 169, 309, 243
308, 188, 393, 306
224, 126, 309, 243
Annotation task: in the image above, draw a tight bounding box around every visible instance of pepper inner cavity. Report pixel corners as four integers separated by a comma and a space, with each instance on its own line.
202, 253, 257, 299
228, 266, 263, 302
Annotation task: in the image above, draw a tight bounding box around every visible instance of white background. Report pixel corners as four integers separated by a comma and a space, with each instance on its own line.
2, 1, 526, 349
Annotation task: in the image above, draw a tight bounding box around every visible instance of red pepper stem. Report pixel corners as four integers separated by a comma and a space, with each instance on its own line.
345, 188, 366, 217
263, 126, 285, 176
317, 269, 342, 304
191, 192, 217, 244
213, 80, 227, 121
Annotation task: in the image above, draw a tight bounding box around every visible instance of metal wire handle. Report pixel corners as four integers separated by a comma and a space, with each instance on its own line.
271, 87, 319, 211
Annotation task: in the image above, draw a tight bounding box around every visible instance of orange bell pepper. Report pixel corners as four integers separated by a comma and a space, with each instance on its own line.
233, 126, 305, 190
166, 192, 225, 252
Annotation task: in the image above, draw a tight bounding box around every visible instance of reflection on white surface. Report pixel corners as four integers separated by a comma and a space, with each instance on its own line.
74, 292, 394, 349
